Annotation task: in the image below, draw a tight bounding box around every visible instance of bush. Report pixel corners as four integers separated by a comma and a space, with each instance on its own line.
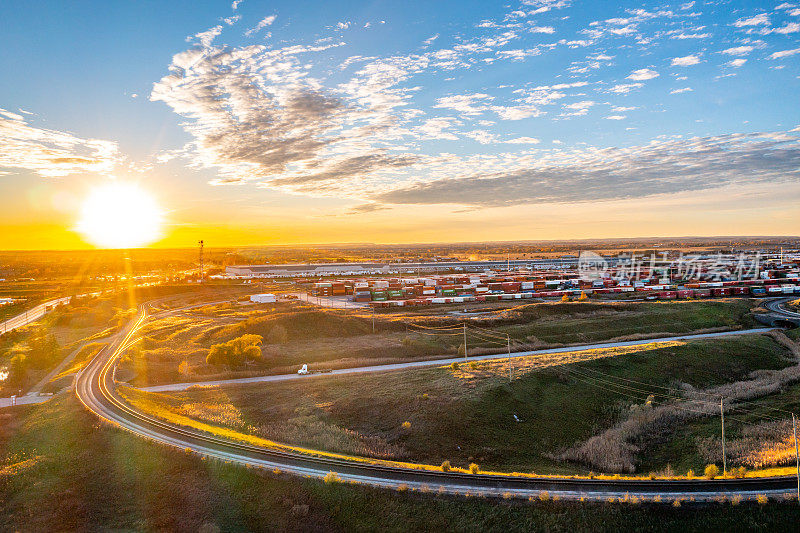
757, 494, 768, 505
440, 460, 451, 472
450, 362, 459, 370
469, 463, 480, 474
730, 466, 747, 478
704, 464, 719, 479
401, 421, 411, 430
323, 471, 341, 484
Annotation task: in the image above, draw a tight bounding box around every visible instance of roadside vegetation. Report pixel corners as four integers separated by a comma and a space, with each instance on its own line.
119, 299, 759, 387
0, 295, 132, 395
120, 333, 797, 477
3, 395, 800, 531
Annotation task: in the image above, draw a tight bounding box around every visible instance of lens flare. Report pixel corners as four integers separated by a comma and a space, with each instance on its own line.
77, 182, 163, 248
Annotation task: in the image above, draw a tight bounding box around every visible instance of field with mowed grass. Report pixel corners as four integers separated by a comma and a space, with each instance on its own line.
3, 395, 800, 531
120, 332, 799, 476
120, 298, 759, 387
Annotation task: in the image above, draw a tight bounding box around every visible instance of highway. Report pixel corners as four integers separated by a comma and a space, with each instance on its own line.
0, 296, 72, 334
74, 297, 800, 502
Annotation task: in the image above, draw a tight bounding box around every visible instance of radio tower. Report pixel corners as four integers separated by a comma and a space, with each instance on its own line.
198, 240, 204, 283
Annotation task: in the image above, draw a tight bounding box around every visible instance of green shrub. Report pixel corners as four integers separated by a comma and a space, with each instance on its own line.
441, 460, 451, 472
704, 464, 719, 479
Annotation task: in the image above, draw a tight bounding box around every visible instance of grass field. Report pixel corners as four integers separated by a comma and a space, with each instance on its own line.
2, 395, 800, 531
120, 333, 795, 476
121, 299, 759, 387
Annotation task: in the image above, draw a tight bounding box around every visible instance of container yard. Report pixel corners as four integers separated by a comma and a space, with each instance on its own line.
294, 259, 800, 308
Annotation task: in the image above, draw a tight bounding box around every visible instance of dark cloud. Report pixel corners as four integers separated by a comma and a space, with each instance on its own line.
377, 132, 800, 206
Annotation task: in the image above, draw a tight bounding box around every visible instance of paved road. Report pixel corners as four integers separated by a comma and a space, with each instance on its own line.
292, 292, 369, 309
140, 327, 774, 393
0, 296, 72, 334
72, 295, 800, 501
0, 394, 52, 408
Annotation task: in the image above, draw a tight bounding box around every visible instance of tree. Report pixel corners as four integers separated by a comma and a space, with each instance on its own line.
26, 328, 59, 369
206, 334, 263, 367
561, 294, 570, 302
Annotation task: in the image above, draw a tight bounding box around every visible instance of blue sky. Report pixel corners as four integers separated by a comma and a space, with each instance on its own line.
0, 0, 798, 247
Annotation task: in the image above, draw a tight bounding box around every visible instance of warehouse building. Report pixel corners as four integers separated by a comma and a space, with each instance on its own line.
225, 259, 579, 278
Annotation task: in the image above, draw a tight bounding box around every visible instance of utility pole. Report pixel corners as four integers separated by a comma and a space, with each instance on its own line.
793, 413, 800, 504
507, 333, 512, 382
198, 240, 204, 283
720, 398, 727, 475
463, 322, 468, 360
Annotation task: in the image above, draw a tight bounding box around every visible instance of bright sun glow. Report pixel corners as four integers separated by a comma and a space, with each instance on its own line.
77, 182, 163, 248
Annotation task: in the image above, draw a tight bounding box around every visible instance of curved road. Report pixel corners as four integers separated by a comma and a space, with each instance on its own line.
75, 298, 800, 501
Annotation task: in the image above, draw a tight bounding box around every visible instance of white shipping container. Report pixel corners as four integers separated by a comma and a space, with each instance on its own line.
250, 293, 276, 303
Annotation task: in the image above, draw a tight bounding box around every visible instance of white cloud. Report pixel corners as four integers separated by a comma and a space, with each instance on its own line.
464, 130, 498, 144
727, 58, 747, 67
671, 54, 700, 66
670, 87, 693, 94
0, 109, 121, 178
504, 136, 540, 144
434, 93, 493, 116
720, 45, 754, 56
245, 15, 276, 37
671, 32, 711, 39
564, 100, 595, 110
605, 115, 627, 120
609, 82, 644, 94
773, 22, 800, 34
191, 25, 223, 47
231, 0, 242, 9
530, 26, 556, 33
627, 68, 659, 80
770, 47, 800, 59
376, 131, 800, 207
733, 13, 770, 27
612, 106, 637, 112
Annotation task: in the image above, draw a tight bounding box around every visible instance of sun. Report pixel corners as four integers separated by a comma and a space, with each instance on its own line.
77, 182, 164, 249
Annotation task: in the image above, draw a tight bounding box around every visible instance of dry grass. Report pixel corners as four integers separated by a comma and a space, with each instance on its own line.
449, 341, 685, 383
560, 334, 800, 473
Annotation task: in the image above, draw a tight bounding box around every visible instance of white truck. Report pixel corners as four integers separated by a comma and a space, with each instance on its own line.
297, 364, 309, 375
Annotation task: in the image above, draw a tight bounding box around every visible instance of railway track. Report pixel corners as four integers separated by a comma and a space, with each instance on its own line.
75, 298, 800, 501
